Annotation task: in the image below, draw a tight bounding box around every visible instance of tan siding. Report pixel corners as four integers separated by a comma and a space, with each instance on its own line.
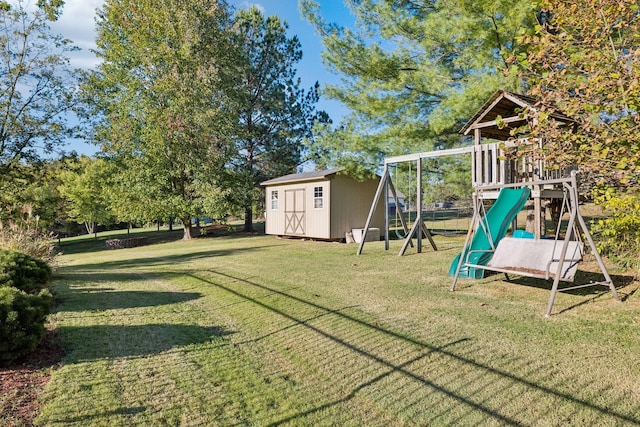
264, 187, 285, 235
263, 179, 330, 238
304, 182, 330, 238
330, 175, 384, 239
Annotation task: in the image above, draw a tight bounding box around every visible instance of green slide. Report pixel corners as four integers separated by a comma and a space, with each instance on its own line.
449, 187, 531, 279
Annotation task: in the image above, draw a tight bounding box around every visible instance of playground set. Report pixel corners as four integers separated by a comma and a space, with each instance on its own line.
357, 91, 620, 317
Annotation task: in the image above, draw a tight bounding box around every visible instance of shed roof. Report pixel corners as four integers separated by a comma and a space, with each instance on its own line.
260, 168, 344, 186
460, 90, 576, 140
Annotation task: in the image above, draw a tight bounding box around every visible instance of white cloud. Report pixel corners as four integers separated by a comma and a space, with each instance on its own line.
48, 0, 104, 69
238, 1, 265, 13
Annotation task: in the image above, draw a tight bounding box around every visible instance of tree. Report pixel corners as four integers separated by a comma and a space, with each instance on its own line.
82, 0, 237, 240
521, 0, 640, 184
301, 0, 542, 177
103, 156, 166, 230
0, 0, 78, 179
58, 156, 113, 236
228, 7, 327, 232
0, 158, 67, 230
521, 0, 640, 271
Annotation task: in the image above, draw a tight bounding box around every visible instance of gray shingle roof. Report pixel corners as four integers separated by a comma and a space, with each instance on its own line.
260, 168, 344, 186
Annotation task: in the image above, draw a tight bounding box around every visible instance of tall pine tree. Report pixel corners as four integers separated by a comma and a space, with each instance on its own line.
301, 0, 541, 176
229, 7, 327, 232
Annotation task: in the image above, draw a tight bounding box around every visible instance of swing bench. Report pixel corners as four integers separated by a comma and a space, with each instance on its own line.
486, 237, 583, 281
450, 171, 620, 317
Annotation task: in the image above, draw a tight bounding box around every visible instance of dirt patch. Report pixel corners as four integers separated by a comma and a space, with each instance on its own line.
0, 329, 63, 427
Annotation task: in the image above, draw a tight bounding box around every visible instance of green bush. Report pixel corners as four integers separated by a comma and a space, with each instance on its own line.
591, 189, 640, 272
0, 248, 52, 293
0, 286, 52, 366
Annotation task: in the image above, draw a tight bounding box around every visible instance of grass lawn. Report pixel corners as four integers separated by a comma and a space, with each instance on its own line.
35, 228, 640, 426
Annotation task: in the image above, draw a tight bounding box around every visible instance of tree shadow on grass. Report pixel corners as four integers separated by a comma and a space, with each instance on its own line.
59, 323, 233, 363
52, 272, 203, 312
56, 224, 272, 255
184, 270, 640, 426
64, 244, 282, 272
54, 288, 204, 313
56, 230, 185, 256
56, 406, 147, 425
55, 271, 154, 286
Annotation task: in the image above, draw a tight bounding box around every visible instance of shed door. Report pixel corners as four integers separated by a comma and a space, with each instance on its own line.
285, 189, 305, 235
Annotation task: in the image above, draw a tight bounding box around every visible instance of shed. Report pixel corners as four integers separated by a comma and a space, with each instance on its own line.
261, 169, 384, 241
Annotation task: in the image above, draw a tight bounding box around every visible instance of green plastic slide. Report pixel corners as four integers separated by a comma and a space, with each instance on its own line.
449, 187, 531, 279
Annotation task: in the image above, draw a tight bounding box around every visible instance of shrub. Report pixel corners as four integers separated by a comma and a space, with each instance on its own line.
0, 286, 52, 366
0, 249, 52, 294
591, 189, 640, 273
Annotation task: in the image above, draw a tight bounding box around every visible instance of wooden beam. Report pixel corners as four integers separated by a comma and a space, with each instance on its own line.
357, 165, 388, 255
463, 115, 525, 135
385, 146, 474, 165
466, 92, 508, 131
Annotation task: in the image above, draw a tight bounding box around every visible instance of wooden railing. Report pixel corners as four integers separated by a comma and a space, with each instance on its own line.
472, 141, 573, 188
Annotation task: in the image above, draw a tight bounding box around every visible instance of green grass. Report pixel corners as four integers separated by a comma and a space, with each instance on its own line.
36, 231, 640, 426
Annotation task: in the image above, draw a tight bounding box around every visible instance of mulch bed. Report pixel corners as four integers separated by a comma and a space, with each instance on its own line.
0, 329, 63, 427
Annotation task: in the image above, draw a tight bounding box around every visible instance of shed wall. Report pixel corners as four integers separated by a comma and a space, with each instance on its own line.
330, 175, 384, 239
304, 180, 331, 238
264, 179, 331, 239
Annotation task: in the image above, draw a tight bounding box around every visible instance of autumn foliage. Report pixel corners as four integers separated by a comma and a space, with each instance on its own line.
522, 0, 640, 184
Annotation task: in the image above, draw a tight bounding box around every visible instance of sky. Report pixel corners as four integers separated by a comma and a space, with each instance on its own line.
44, 0, 354, 157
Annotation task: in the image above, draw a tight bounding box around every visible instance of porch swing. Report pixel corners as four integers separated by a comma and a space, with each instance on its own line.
450, 171, 620, 317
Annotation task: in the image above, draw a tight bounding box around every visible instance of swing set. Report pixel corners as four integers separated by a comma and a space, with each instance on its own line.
358, 146, 474, 257
391, 160, 470, 239
358, 147, 620, 316
391, 161, 413, 240
356, 91, 622, 316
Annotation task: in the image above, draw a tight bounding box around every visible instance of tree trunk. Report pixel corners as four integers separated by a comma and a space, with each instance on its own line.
548, 198, 563, 234
194, 217, 201, 235
244, 206, 254, 232
525, 201, 546, 237
84, 221, 94, 235
182, 217, 192, 241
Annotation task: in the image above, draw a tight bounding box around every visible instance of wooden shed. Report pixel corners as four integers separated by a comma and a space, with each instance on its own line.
261, 169, 384, 241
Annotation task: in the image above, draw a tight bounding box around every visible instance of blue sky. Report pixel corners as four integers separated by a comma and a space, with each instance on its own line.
47, 0, 354, 157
